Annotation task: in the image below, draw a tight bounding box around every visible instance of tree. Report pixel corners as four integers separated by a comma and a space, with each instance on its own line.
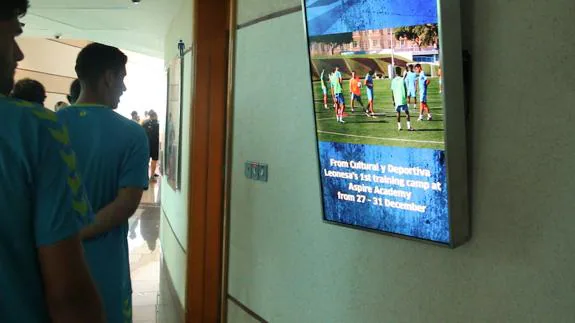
394, 24, 438, 49
309, 32, 354, 55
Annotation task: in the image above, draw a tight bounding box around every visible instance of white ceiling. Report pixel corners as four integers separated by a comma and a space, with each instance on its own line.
21, 0, 183, 58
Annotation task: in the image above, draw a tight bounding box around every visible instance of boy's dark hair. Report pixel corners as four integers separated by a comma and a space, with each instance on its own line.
67, 79, 81, 104
0, 0, 29, 21
11, 78, 45, 104
75, 43, 127, 86
415, 64, 422, 69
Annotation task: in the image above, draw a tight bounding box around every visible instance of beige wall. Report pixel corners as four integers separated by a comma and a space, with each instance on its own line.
15, 37, 165, 118
15, 38, 78, 110
227, 0, 575, 322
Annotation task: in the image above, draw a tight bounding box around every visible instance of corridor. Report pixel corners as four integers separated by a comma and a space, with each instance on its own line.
127, 181, 163, 322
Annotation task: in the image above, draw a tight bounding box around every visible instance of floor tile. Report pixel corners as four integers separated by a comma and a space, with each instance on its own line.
133, 291, 159, 306
133, 305, 157, 321
129, 203, 161, 323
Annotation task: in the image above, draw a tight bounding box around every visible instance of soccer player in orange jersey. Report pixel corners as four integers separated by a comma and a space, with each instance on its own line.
349, 71, 365, 112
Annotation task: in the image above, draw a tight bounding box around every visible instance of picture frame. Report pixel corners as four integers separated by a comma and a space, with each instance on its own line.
164, 54, 184, 191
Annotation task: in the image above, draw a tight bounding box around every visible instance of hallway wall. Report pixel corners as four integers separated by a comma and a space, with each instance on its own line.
227, 0, 575, 322
160, 0, 194, 310
16, 38, 77, 110
15, 37, 165, 118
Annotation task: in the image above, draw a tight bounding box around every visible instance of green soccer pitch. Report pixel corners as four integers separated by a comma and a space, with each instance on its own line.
312, 78, 446, 150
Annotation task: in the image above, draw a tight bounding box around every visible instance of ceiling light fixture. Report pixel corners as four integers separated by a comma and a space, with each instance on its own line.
132, 0, 141, 4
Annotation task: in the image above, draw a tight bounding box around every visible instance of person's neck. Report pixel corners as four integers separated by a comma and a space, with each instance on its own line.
75, 91, 110, 107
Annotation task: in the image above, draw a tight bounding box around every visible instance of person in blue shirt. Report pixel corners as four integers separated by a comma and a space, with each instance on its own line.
415, 63, 432, 121
68, 78, 81, 104
0, 1, 105, 322
364, 70, 376, 117
404, 64, 418, 111
57, 42, 150, 323
320, 69, 328, 109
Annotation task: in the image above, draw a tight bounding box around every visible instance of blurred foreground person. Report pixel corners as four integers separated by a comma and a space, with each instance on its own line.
0, 1, 105, 322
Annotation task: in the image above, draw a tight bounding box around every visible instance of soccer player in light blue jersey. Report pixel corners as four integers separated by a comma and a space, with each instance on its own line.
330, 67, 346, 123
415, 63, 432, 121
320, 69, 328, 109
58, 43, 150, 323
0, 1, 104, 322
391, 66, 414, 131
364, 70, 376, 117
404, 64, 418, 111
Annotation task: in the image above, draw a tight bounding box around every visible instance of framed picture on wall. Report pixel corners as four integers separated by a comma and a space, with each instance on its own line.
164, 55, 184, 190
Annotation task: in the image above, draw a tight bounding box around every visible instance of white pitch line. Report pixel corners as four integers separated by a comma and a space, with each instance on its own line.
318, 131, 444, 145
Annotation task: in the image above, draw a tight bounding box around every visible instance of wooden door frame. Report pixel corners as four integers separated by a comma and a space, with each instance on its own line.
185, 0, 234, 321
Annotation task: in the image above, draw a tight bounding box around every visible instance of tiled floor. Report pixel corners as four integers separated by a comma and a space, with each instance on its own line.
141, 176, 161, 205
129, 180, 162, 322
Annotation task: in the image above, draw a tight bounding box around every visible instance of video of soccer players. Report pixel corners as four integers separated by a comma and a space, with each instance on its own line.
306, 0, 444, 151
305, 0, 452, 244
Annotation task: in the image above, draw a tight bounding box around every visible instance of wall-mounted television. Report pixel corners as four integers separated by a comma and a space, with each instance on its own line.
302, 0, 469, 247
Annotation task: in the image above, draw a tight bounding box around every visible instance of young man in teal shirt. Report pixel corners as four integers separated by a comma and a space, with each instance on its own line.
0, 1, 104, 322
58, 43, 150, 323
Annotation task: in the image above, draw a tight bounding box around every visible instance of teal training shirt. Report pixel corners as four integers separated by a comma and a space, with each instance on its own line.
0, 95, 92, 322
57, 105, 149, 323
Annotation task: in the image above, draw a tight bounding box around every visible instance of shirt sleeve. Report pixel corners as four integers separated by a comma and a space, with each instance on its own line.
119, 128, 150, 190
34, 109, 92, 247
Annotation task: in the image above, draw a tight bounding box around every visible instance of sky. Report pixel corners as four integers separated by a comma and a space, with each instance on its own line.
305, 0, 438, 36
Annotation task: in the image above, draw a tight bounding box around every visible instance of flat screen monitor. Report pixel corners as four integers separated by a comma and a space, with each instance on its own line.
302, 0, 469, 247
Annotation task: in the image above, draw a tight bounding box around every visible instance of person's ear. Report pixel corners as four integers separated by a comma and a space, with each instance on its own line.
103, 70, 115, 89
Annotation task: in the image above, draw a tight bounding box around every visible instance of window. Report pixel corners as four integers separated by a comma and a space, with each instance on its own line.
353, 41, 358, 48
372, 39, 378, 47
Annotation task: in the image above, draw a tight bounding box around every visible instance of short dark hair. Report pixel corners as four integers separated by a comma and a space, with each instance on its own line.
68, 79, 81, 104
11, 78, 45, 104
395, 66, 403, 76
415, 64, 422, 69
75, 43, 127, 86
0, 0, 29, 21
131, 110, 138, 116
